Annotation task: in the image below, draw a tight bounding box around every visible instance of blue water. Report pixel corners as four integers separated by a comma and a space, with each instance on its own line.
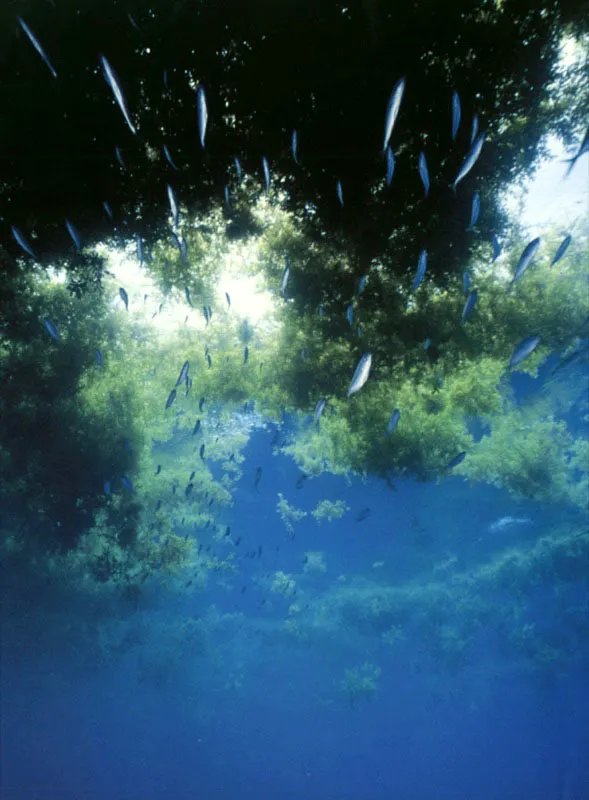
3, 416, 588, 800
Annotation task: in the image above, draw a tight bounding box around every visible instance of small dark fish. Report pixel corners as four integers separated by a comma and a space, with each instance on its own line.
203, 306, 209, 324
163, 144, 179, 170
225, 292, 231, 308
100, 54, 136, 135
466, 192, 480, 231
95, 349, 103, 367
461, 289, 478, 323
207, 354, 212, 369
11, 226, 36, 258
18, 17, 57, 78
314, 397, 326, 425
445, 452, 466, 470
192, 419, 201, 436
292, 129, 299, 164
262, 156, 271, 194
470, 114, 479, 145
128, 13, 139, 30
156, 465, 161, 475
418, 152, 430, 198
356, 507, 371, 522
387, 409, 400, 434
550, 234, 572, 267
412, 249, 427, 291
115, 146, 125, 169
119, 287, 129, 311
189, 470, 195, 481
244, 346, 249, 364
175, 361, 189, 386
295, 473, 309, 489
104, 480, 111, 496
199, 444, 205, 460
383, 77, 406, 151
511, 237, 541, 286
491, 234, 501, 261
235, 536, 241, 546
103, 201, 113, 220
43, 318, 60, 342
185, 483, 194, 497
120, 475, 133, 492
185, 287, 192, 306
451, 90, 461, 141
224, 526, 231, 538
163, 69, 169, 91
199, 397, 205, 412
509, 335, 541, 369
453, 132, 485, 190
336, 179, 344, 206
165, 389, 177, 410
197, 86, 208, 148
385, 147, 395, 187
234, 156, 242, 180
66, 219, 82, 250
254, 466, 262, 490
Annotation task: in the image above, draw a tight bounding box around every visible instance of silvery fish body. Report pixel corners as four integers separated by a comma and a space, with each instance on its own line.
336, 179, 344, 206
466, 191, 480, 231
292, 129, 298, 163
163, 144, 178, 170
550, 234, 571, 266
347, 353, 372, 398
412, 249, 427, 291
280, 257, 290, 296
387, 409, 400, 434
453, 132, 485, 190
491, 233, 501, 261
451, 90, 461, 140
100, 54, 136, 134
383, 77, 406, 151
167, 184, 179, 227
509, 334, 541, 369
313, 398, 326, 424
418, 152, 429, 198
386, 147, 395, 187
262, 156, 270, 194
470, 114, 479, 145
511, 237, 541, 286
11, 226, 36, 258
66, 219, 81, 250
197, 86, 208, 148
461, 289, 478, 323
18, 17, 57, 78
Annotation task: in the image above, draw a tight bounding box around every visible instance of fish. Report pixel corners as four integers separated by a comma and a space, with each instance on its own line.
95, 349, 103, 367
463, 271, 470, 294
103, 201, 113, 220
470, 114, 479, 145
262, 156, 271, 194
185, 483, 194, 497
418, 153, 429, 198
192, 419, 201, 436
170, 231, 182, 252
244, 346, 249, 364
461, 289, 478, 323
301, 349, 307, 361
346, 305, 354, 326
104, 480, 111, 496
156, 465, 161, 475
336, 179, 344, 206
65, 219, 82, 250
120, 475, 134, 492
99, 54, 136, 135
292, 129, 299, 163
550, 234, 572, 267
11, 226, 36, 258
511, 237, 541, 286
43, 318, 60, 342
119, 287, 129, 311
356, 508, 371, 522
234, 157, 242, 181
115, 146, 125, 169
445, 452, 466, 470
180, 237, 188, 262
136, 234, 143, 265
452, 132, 485, 190
412, 249, 427, 291
224, 185, 231, 211
385, 147, 395, 187
197, 86, 208, 148
509, 334, 541, 369
491, 233, 501, 261
165, 389, 177, 410
358, 275, 367, 295
383, 77, 406, 152
451, 90, 461, 140
163, 69, 169, 91
280, 258, 290, 297
185, 287, 192, 306
254, 466, 262, 489
163, 144, 178, 170
175, 361, 190, 386
207, 353, 212, 369
466, 191, 480, 231
18, 17, 57, 78
387, 409, 400, 434
199, 443, 205, 460
199, 397, 205, 412
295, 473, 309, 489
313, 397, 326, 424
488, 516, 532, 533
167, 184, 179, 227
128, 13, 139, 30
347, 353, 372, 398
424, 338, 431, 351
562, 126, 589, 178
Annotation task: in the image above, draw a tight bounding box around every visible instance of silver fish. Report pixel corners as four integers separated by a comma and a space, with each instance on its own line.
452, 132, 485, 190
451, 90, 461, 141
550, 234, 571, 267
119, 287, 129, 311
11, 226, 36, 258
313, 397, 326, 424
509, 335, 541, 369
197, 86, 208, 148
470, 114, 479, 145
43, 318, 60, 342
292, 129, 299, 164
65, 219, 81, 250
386, 147, 395, 187
165, 389, 177, 410
103, 201, 113, 220
412, 249, 427, 291
347, 353, 372, 398
491, 233, 501, 261
234, 156, 242, 180
163, 144, 179, 170
100, 54, 136, 135
115, 146, 125, 169
383, 77, 406, 152
511, 237, 541, 286
466, 191, 480, 231
262, 156, 271, 194
167, 184, 179, 227
336, 179, 344, 206
18, 17, 57, 78
280, 257, 290, 296
418, 152, 429, 198
175, 361, 189, 386
387, 409, 400, 434
461, 289, 478, 323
